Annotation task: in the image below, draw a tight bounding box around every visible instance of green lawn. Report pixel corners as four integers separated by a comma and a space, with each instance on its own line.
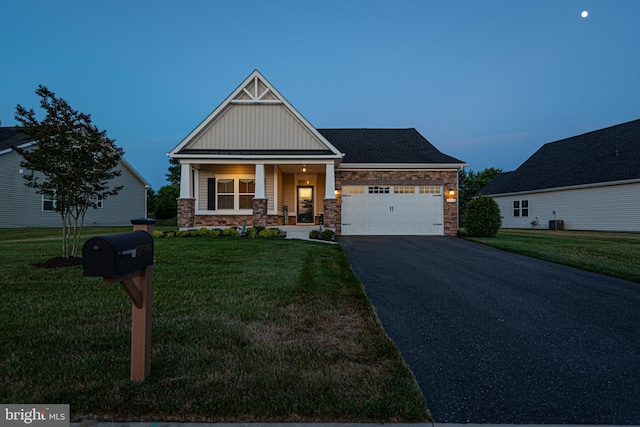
469, 229, 640, 283
0, 228, 428, 423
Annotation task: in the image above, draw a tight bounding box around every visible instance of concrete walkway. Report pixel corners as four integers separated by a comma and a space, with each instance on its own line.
280, 225, 337, 243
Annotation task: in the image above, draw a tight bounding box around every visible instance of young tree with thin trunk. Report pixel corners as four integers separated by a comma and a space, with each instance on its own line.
14, 85, 124, 258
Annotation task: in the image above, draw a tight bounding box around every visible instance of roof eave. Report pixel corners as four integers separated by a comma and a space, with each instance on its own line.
170, 153, 343, 161
0, 141, 36, 155
337, 162, 467, 170
485, 178, 640, 197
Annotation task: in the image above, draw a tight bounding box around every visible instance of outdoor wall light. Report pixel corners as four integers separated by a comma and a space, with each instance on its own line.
302, 166, 306, 172
334, 189, 341, 196
448, 189, 456, 197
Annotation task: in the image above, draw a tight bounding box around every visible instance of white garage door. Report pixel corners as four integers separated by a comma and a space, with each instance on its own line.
341, 185, 444, 235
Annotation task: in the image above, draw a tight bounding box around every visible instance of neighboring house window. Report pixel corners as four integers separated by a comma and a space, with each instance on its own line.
239, 179, 255, 209
94, 196, 104, 209
42, 193, 56, 211
513, 200, 529, 217
217, 179, 234, 209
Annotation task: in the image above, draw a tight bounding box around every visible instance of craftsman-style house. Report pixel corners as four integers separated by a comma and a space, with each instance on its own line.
169, 70, 466, 235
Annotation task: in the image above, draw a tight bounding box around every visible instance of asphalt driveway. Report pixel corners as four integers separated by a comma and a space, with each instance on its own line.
338, 236, 640, 424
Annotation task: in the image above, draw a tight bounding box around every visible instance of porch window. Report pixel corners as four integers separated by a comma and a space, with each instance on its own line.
217, 179, 234, 209
239, 179, 255, 209
209, 177, 256, 210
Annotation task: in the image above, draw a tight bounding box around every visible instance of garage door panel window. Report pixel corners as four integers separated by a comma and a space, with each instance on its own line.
394, 186, 415, 194
368, 186, 390, 194
343, 185, 364, 195
419, 185, 442, 194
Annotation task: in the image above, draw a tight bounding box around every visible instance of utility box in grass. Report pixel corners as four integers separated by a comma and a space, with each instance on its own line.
549, 220, 564, 230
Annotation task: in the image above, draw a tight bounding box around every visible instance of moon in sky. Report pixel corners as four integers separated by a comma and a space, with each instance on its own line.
581, 10, 589, 18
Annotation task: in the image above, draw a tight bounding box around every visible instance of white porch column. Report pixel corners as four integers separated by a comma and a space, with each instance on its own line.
179, 163, 191, 198
325, 163, 336, 199
255, 163, 265, 199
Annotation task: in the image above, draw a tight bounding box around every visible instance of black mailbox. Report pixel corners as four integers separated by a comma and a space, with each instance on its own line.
83, 231, 154, 278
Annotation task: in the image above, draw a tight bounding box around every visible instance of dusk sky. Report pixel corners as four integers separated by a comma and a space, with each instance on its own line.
2, 1, 639, 190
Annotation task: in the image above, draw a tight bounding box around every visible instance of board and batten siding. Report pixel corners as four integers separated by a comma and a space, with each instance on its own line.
493, 182, 640, 232
0, 151, 147, 228
187, 104, 329, 152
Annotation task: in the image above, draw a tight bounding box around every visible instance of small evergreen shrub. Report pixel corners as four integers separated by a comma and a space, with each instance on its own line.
257, 228, 277, 238
222, 227, 240, 238
309, 230, 320, 239
245, 227, 257, 238
152, 230, 165, 238
321, 230, 336, 240
321, 229, 335, 241
196, 227, 211, 237
463, 195, 502, 237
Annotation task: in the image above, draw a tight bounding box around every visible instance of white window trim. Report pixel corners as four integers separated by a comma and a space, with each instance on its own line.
42, 192, 56, 212
197, 174, 256, 214
513, 199, 529, 217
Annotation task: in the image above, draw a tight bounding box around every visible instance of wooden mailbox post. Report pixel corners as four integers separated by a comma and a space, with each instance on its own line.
82, 218, 156, 381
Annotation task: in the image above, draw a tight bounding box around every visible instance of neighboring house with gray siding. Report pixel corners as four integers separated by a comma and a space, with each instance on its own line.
480, 119, 640, 232
0, 127, 150, 228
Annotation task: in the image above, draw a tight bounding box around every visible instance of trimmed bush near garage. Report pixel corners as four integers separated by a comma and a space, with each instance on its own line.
462, 195, 502, 237
309, 229, 335, 242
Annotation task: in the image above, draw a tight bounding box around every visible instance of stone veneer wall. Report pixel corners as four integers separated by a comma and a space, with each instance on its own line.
177, 198, 195, 229
252, 198, 268, 227
323, 198, 337, 228
196, 214, 253, 227
194, 214, 283, 228
179, 197, 284, 229
334, 170, 459, 236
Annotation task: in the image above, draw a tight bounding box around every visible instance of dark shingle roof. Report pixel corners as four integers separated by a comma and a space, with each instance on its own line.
481, 119, 640, 195
318, 128, 464, 164
0, 127, 30, 151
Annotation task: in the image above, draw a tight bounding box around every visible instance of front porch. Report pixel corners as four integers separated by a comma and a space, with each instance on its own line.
177, 161, 338, 230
